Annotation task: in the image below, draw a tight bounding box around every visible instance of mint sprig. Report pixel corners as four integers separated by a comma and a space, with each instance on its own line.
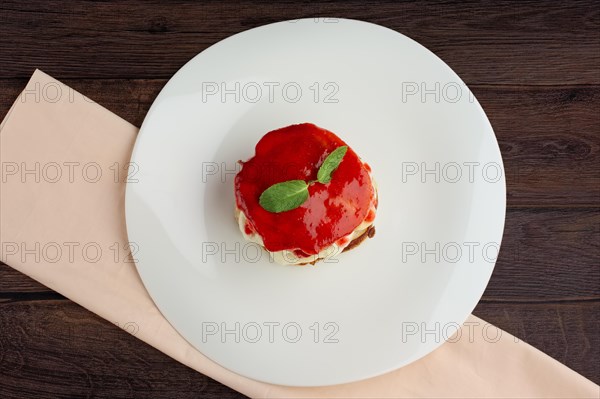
259, 146, 348, 213
317, 146, 348, 184
259, 180, 309, 213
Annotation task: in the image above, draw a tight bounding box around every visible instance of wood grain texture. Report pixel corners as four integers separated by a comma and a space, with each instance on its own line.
0, 0, 599, 397
0, 300, 245, 399
487, 208, 600, 300
0, 1, 598, 84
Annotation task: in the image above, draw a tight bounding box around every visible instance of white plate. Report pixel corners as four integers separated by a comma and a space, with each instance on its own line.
125, 18, 506, 386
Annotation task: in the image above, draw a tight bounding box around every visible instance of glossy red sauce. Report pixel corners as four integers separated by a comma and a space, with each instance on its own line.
234, 123, 375, 255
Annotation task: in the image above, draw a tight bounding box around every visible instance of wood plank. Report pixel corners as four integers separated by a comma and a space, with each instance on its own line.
481, 85, 600, 207
1, 209, 598, 299
0, 299, 597, 398
0, 1, 598, 84
1, 80, 599, 207
0, 264, 54, 295
486, 208, 600, 300
0, 300, 246, 399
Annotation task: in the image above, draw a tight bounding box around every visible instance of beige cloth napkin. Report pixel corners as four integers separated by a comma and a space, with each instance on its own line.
1, 70, 598, 398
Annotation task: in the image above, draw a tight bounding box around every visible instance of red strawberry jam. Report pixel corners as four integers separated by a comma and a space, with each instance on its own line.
234, 123, 376, 255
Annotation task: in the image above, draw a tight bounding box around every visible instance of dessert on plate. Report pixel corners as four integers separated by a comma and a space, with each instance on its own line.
234, 123, 377, 265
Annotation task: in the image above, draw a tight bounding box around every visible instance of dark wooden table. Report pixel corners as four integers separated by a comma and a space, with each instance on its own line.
1, 1, 598, 398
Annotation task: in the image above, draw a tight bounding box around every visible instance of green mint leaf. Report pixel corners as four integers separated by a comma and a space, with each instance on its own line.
259, 180, 309, 213
317, 146, 348, 184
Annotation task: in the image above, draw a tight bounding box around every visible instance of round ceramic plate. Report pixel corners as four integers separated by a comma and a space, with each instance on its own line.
126, 18, 506, 386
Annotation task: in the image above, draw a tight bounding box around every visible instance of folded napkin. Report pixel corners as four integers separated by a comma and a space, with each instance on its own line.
1, 70, 597, 398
